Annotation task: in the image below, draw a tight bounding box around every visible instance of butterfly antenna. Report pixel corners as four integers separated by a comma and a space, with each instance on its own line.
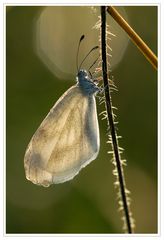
76, 34, 85, 72
88, 54, 100, 72
79, 45, 99, 71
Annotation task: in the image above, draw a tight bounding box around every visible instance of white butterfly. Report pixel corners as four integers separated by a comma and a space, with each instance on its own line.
24, 69, 100, 187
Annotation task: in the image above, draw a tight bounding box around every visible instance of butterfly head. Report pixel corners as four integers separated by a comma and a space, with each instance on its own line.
76, 69, 100, 95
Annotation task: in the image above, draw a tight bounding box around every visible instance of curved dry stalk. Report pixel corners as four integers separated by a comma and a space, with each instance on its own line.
107, 6, 158, 70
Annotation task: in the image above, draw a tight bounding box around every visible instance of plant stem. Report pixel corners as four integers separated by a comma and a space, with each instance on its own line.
107, 6, 158, 70
101, 6, 133, 233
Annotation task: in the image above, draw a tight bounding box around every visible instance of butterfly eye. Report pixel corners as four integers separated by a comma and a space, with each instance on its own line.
93, 79, 99, 85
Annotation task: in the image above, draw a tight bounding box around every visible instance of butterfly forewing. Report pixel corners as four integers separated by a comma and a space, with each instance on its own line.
24, 85, 99, 187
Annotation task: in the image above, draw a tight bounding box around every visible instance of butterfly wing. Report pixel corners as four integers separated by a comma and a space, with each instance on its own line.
24, 85, 100, 187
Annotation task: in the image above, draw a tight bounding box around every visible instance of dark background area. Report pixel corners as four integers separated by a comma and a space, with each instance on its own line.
6, 6, 157, 233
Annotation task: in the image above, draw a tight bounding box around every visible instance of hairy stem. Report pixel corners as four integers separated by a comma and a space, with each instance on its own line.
107, 6, 158, 70
100, 6, 133, 233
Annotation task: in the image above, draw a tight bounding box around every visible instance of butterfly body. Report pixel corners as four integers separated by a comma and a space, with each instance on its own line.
24, 69, 100, 187
77, 69, 100, 95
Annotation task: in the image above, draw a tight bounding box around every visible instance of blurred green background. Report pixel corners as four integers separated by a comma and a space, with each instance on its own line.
6, 6, 157, 234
